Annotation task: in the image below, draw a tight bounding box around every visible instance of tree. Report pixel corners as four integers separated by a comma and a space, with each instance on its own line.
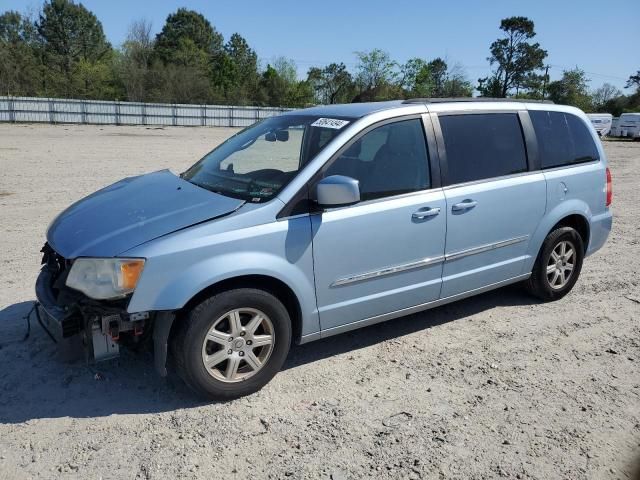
154, 8, 223, 66
0, 11, 41, 95
37, 0, 115, 98
399, 58, 430, 96
353, 49, 399, 100
591, 83, 622, 111
547, 68, 592, 111
221, 33, 259, 103
399, 57, 472, 98
441, 63, 473, 97
258, 59, 313, 107
626, 70, 640, 92
427, 58, 448, 96
307, 62, 353, 104
118, 19, 154, 101
478, 17, 547, 97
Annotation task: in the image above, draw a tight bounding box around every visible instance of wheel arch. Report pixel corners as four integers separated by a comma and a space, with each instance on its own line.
174, 274, 304, 345
524, 201, 592, 274
550, 214, 590, 253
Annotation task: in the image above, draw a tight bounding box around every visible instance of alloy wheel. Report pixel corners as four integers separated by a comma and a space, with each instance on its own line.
546, 240, 576, 290
201, 308, 275, 383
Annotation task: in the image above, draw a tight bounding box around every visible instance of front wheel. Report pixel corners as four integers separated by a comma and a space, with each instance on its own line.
172, 288, 292, 400
525, 226, 585, 301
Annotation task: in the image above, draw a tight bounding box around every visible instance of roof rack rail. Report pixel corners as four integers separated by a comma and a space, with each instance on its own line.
402, 97, 554, 104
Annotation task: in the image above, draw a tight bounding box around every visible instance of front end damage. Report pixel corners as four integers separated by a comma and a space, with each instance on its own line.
35, 244, 174, 374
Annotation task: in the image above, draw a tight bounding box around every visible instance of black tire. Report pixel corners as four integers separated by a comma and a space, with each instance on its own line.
525, 226, 585, 301
172, 288, 292, 400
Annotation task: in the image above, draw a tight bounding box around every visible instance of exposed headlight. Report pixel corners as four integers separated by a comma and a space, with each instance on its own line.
66, 258, 145, 300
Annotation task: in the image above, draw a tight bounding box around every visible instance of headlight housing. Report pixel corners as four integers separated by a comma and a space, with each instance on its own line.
65, 258, 145, 300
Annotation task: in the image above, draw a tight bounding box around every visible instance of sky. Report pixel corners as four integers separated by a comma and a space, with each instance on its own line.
2, 0, 638, 91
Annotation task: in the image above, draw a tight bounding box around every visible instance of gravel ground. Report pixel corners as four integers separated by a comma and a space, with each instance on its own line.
0, 124, 638, 480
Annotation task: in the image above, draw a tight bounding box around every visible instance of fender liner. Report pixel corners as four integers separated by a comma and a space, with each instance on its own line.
153, 311, 175, 376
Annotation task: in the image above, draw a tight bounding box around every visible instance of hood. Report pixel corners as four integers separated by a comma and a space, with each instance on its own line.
47, 170, 244, 258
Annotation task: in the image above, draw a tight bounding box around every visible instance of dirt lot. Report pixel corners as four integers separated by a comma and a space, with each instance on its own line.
0, 124, 638, 480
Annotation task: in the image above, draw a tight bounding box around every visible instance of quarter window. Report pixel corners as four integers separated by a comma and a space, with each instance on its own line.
530, 111, 599, 169
325, 118, 430, 201
439, 113, 528, 185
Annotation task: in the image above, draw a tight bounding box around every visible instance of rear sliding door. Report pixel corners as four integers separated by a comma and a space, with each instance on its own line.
434, 111, 546, 298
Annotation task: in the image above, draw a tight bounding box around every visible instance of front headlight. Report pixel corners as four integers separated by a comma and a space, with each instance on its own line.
66, 258, 145, 300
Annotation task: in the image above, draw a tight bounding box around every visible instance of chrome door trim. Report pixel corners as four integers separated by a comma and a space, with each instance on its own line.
330, 235, 528, 287
445, 235, 529, 262
330, 255, 445, 287
299, 273, 531, 343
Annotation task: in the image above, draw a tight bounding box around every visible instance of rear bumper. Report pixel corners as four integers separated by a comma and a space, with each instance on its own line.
586, 210, 612, 256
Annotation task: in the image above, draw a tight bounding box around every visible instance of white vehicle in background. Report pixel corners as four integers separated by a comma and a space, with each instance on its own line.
587, 113, 613, 136
617, 113, 640, 139
610, 117, 620, 137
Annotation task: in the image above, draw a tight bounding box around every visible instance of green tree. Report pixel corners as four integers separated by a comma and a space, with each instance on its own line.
37, 0, 115, 98
258, 59, 313, 107
441, 63, 473, 97
547, 68, 592, 111
117, 19, 154, 101
154, 8, 223, 66
400, 57, 472, 98
307, 62, 353, 104
478, 17, 547, 97
0, 10, 42, 95
220, 33, 259, 103
353, 49, 399, 101
399, 58, 432, 97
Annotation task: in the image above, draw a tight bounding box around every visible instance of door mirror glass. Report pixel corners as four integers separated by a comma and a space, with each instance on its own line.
316, 175, 360, 208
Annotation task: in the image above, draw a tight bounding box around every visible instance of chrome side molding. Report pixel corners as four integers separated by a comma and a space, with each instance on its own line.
331, 255, 445, 287
331, 235, 529, 287
446, 235, 529, 262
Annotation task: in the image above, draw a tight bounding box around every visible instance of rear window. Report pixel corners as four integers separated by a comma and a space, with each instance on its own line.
439, 113, 528, 185
530, 111, 599, 169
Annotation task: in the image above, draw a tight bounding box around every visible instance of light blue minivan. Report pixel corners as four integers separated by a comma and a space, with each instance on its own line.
36, 99, 613, 399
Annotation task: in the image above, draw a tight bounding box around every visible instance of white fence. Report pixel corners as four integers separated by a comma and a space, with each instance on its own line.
0, 96, 293, 127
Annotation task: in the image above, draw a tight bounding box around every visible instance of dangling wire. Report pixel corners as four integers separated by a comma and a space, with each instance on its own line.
22, 302, 37, 341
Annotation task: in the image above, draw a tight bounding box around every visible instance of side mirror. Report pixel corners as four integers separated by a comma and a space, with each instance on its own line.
316, 175, 360, 208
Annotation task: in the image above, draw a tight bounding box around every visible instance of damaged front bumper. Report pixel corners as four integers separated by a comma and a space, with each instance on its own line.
35, 245, 174, 375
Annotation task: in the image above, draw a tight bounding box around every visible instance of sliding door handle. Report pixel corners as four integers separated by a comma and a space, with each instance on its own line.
451, 200, 477, 212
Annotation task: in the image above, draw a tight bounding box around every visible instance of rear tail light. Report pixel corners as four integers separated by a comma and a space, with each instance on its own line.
606, 167, 612, 207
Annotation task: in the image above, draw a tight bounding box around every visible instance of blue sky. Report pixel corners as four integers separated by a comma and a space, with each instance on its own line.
2, 0, 638, 90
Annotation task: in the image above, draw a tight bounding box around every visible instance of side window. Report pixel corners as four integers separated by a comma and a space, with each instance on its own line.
530, 111, 599, 169
325, 118, 430, 201
439, 113, 528, 185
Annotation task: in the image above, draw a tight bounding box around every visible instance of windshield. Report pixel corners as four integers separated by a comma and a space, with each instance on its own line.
182, 114, 354, 202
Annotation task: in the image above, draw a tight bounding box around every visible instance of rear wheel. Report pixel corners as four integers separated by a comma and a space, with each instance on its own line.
525, 226, 584, 301
172, 288, 291, 400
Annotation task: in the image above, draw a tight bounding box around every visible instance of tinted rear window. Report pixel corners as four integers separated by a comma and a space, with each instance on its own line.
439, 113, 528, 185
530, 111, 599, 169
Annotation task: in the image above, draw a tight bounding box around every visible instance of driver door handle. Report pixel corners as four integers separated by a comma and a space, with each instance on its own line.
412, 207, 441, 220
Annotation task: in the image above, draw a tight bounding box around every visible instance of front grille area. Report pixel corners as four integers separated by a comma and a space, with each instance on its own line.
40, 243, 73, 302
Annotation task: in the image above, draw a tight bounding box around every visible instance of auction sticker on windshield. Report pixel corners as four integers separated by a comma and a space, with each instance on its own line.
311, 118, 350, 129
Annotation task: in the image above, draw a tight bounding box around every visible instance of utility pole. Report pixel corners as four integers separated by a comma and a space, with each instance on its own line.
542, 65, 550, 99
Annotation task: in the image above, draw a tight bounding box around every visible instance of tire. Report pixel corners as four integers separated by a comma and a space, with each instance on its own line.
525, 226, 585, 301
172, 288, 292, 400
